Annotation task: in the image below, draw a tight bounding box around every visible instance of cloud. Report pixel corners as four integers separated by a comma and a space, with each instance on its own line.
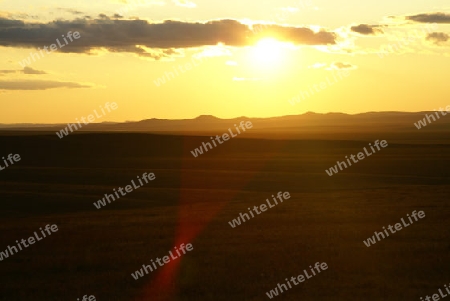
0, 17, 337, 58
56, 8, 84, 15
426, 32, 450, 45
0, 11, 38, 21
308, 62, 327, 69
326, 62, 357, 70
406, 12, 450, 23
0, 17, 25, 27
0, 67, 46, 75
0, 69, 16, 75
23, 67, 47, 74
106, 45, 184, 60
251, 23, 336, 45
308, 62, 357, 70
173, 0, 196, 8
350, 24, 383, 35
0, 80, 90, 90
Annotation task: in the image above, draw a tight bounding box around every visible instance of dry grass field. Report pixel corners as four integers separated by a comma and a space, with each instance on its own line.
0, 133, 449, 300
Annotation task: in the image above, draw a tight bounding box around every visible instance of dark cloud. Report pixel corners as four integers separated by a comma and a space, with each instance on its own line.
0, 80, 90, 90
0, 17, 337, 58
406, 12, 450, 23
23, 67, 46, 74
0, 69, 16, 75
251, 23, 336, 45
426, 32, 450, 45
0, 18, 25, 28
0, 67, 46, 75
350, 24, 383, 35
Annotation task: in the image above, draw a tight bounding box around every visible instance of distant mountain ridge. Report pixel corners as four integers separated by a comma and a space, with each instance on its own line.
1, 111, 448, 129
1, 112, 449, 143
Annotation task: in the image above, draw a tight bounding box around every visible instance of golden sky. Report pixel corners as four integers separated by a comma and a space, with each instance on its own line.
1, 0, 450, 123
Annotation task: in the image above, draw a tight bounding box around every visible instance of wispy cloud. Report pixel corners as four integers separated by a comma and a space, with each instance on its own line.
56, 8, 84, 15
327, 62, 357, 70
308, 62, 357, 70
0, 80, 91, 90
0, 67, 46, 75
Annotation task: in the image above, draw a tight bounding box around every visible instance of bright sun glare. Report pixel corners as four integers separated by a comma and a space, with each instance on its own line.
251, 38, 285, 68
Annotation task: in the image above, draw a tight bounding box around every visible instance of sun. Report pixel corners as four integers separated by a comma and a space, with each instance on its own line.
250, 38, 285, 68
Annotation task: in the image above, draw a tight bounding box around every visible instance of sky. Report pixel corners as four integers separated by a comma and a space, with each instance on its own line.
0, 0, 450, 123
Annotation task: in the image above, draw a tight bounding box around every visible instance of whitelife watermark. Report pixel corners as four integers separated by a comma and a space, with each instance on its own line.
0, 224, 59, 261
131, 243, 193, 280
0, 153, 21, 171
190, 121, 253, 157
77, 296, 96, 301
19, 31, 81, 67
56, 102, 118, 139
377, 23, 438, 59
93, 172, 156, 209
325, 140, 388, 176
265, 262, 328, 299
288, 69, 351, 106
228, 192, 291, 228
420, 284, 450, 301
363, 210, 425, 247
414, 105, 450, 129
153, 55, 207, 87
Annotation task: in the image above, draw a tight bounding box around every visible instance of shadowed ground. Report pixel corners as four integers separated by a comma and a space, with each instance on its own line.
0, 133, 449, 300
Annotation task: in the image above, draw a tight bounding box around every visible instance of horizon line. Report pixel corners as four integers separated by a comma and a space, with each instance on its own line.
0, 110, 444, 126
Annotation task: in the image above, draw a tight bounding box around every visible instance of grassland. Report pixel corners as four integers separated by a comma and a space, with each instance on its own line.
0, 133, 449, 300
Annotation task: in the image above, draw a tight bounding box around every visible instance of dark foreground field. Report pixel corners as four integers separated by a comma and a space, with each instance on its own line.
0, 133, 449, 300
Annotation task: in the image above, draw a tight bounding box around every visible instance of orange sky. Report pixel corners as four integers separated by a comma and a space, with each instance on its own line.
1, 0, 450, 123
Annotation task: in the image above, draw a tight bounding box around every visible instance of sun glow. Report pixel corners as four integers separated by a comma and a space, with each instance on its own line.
250, 38, 287, 68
